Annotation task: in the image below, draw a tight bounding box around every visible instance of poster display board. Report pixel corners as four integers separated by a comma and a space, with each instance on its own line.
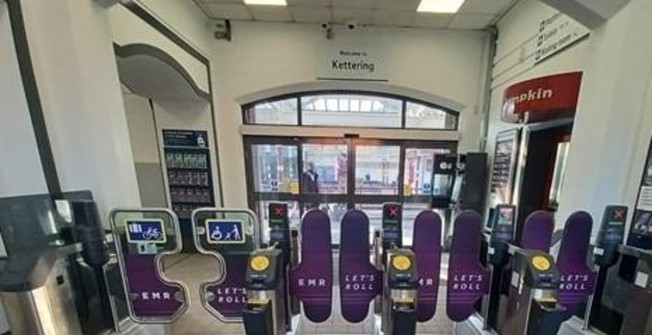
490, 129, 520, 205
162, 129, 215, 219
629, 138, 652, 249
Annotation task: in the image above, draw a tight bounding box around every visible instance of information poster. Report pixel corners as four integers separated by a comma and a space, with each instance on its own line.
629, 138, 652, 249
490, 129, 520, 205
162, 130, 215, 219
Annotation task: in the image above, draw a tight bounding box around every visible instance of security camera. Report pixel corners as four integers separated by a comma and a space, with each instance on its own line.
346, 19, 358, 30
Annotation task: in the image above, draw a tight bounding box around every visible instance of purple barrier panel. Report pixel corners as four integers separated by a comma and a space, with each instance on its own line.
446, 211, 490, 322
290, 210, 333, 323
506, 211, 555, 317
339, 210, 382, 323
413, 210, 442, 322
557, 211, 595, 311
125, 255, 185, 319
520, 211, 554, 252
204, 253, 249, 319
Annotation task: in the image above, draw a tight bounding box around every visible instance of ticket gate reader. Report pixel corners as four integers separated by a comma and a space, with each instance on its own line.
482, 205, 516, 329
583, 206, 628, 329
384, 250, 419, 335
502, 250, 566, 335
243, 249, 286, 335
381, 203, 403, 264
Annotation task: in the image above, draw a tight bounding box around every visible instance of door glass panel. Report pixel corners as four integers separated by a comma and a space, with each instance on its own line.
257, 201, 301, 243
251, 144, 299, 193
403, 148, 451, 196
355, 145, 400, 195
302, 144, 348, 194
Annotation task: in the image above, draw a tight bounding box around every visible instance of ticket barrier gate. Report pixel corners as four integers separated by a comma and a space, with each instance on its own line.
456, 206, 628, 335
452, 209, 561, 334
109, 207, 259, 334
243, 249, 286, 335
241, 203, 443, 335
559, 206, 652, 335
501, 250, 565, 335
383, 250, 419, 335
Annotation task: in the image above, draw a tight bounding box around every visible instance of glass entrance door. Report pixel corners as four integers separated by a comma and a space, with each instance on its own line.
244, 136, 455, 245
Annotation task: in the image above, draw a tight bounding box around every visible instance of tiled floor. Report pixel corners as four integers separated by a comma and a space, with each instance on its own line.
161, 253, 454, 334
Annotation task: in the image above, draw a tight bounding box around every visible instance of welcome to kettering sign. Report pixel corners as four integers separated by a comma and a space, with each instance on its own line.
317, 41, 388, 81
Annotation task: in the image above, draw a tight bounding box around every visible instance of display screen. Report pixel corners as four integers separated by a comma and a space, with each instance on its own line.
383, 229, 401, 242
497, 207, 515, 226
450, 175, 464, 203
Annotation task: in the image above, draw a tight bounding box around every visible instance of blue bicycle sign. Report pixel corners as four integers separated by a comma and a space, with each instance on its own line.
126, 219, 167, 244
206, 220, 245, 245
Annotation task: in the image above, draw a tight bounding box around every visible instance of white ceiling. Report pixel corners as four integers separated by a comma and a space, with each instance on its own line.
193, 0, 519, 30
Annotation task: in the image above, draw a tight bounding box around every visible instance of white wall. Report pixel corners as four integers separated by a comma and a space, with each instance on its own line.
486, 0, 591, 159
20, 0, 141, 221
0, 1, 48, 198
484, 0, 590, 223
213, 21, 490, 207
132, 0, 213, 56
108, 5, 211, 94
488, 0, 652, 237
555, 0, 652, 234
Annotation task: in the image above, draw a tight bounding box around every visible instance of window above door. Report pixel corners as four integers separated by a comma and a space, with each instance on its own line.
242, 91, 459, 130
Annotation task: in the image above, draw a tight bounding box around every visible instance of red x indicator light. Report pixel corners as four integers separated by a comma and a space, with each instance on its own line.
613, 209, 625, 220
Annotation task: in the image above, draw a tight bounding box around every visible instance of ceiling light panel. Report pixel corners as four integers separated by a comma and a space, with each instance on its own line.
244, 0, 287, 6
417, 0, 465, 13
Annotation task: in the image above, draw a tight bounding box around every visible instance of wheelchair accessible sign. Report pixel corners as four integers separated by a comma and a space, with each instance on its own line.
126, 219, 167, 244
206, 220, 246, 245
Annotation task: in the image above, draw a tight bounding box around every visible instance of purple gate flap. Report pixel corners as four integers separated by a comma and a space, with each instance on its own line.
125, 255, 185, 319
413, 210, 442, 322
520, 211, 554, 252
290, 209, 333, 323
205, 253, 249, 319
557, 211, 596, 311
446, 211, 490, 322
339, 210, 383, 323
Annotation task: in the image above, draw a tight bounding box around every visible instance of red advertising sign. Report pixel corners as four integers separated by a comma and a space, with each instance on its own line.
501, 72, 583, 124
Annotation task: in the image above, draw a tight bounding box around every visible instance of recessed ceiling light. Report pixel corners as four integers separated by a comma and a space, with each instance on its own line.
244, 0, 287, 6
417, 0, 466, 13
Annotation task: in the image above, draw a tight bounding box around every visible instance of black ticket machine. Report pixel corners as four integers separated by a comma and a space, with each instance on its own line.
383, 249, 419, 335
243, 249, 286, 335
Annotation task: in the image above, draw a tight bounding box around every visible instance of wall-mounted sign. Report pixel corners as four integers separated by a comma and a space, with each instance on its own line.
501, 72, 583, 124
535, 12, 590, 64
317, 42, 387, 81
628, 138, 652, 249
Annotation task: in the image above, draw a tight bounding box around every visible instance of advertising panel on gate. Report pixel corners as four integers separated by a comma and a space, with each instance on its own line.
501, 72, 583, 124
629, 137, 652, 249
